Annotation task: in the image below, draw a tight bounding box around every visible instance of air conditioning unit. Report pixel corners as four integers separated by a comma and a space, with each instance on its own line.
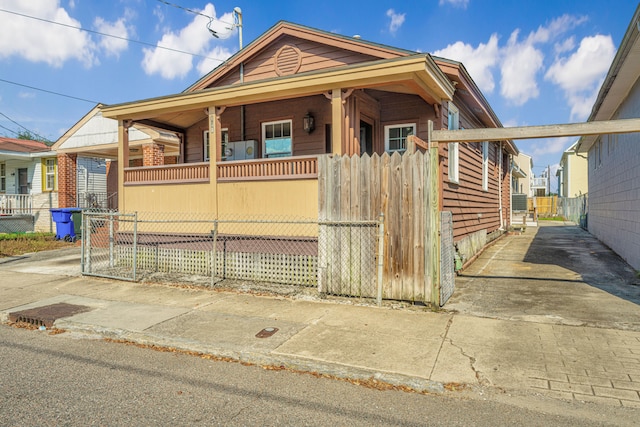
223, 140, 258, 161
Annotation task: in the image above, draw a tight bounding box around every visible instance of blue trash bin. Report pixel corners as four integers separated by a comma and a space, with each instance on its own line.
50, 208, 77, 241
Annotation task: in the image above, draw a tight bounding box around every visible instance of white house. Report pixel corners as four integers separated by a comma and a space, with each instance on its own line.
556, 140, 588, 198
576, 4, 640, 270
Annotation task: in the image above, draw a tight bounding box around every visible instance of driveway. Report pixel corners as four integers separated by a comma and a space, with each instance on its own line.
446, 222, 640, 330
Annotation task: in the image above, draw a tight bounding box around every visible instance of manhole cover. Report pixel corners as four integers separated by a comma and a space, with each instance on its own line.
255, 327, 279, 338
9, 303, 92, 328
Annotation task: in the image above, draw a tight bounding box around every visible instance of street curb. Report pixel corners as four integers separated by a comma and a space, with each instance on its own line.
52, 319, 446, 395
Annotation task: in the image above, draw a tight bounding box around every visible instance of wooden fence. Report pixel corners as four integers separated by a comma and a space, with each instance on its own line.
318, 149, 438, 303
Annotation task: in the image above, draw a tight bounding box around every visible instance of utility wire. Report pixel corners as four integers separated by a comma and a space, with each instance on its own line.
155, 0, 235, 27
0, 78, 100, 104
0, 123, 20, 137
0, 111, 50, 142
0, 7, 226, 62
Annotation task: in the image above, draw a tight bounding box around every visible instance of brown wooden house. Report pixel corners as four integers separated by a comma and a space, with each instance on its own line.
90, 21, 517, 304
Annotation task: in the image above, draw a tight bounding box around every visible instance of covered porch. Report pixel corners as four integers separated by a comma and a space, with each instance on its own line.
101, 55, 454, 218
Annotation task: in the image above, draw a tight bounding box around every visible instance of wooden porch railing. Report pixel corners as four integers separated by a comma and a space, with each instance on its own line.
0, 194, 32, 215
217, 156, 318, 181
124, 162, 210, 185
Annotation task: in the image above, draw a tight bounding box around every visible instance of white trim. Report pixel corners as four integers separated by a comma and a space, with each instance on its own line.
262, 119, 292, 158
482, 141, 489, 191
384, 123, 416, 152
204, 128, 228, 161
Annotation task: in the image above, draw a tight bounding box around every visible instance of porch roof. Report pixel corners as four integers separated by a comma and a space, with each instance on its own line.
102, 54, 455, 129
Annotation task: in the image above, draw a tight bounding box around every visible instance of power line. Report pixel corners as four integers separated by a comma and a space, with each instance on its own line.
0, 111, 50, 142
0, 123, 19, 137
0, 7, 226, 62
0, 78, 100, 104
155, 0, 235, 27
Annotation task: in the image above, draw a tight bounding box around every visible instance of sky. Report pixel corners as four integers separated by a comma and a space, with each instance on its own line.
0, 0, 637, 191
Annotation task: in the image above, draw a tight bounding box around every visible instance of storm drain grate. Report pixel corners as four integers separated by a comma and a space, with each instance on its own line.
8, 303, 92, 328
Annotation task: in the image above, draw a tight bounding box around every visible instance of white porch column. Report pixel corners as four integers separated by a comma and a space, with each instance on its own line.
331, 88, 343, 155
117, 119, 130, 213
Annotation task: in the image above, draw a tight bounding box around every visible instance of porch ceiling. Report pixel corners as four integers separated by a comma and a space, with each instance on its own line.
102, 55, 455, 128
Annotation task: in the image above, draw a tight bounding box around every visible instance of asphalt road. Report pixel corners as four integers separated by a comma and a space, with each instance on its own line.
1, 325, 636, 426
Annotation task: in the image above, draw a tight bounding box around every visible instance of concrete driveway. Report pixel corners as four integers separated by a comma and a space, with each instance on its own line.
446, 222, 640, 330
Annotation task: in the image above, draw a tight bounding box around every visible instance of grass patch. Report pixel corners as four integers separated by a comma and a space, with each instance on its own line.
537, 216, 566, 221
0, 233, 73, 257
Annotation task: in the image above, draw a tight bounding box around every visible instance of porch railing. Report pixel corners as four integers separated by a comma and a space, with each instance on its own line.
0, 194, 32, 215
217, 155, 318, 181
531, 177, 547, 188
124, 162, 210, 185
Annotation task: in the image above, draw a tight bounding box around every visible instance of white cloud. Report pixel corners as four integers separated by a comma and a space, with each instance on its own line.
433, 34, 500, 94
142, 4, 234, 79
196, 46, 234, 75
439, 0, 469, 8
0, 0, 96, 67
94, 17, 129, 58
386, 9, 405, 35
554, 37, 575, 54
499, 29, 544, 105
544, 34, 615, 120
532, 136, 574, 157
18, 91, 35, 99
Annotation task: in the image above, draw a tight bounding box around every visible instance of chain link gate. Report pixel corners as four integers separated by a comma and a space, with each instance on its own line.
82, 211, 138, 281
439, 211, 455, 306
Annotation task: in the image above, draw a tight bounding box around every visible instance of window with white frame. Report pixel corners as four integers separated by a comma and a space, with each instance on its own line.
448, 103, 459, 183
482, 141, 489, 191
203, 128, 228, 161
262, 120, 292, 158
384, 123, 416, 153
45, 158, 56, 191
0, 163, 5, 192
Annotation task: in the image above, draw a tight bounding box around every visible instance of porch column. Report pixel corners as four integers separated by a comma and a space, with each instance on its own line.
117, 120, 130, 213
57, 153, 76, 208
331, 88, 344, 155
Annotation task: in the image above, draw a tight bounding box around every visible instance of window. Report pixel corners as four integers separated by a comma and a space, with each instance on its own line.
262, 120, 292, 158
482, 141, 489, 191
203, 128, 228, 161
448, 103, 459, 183
43, 158, 57, 191
0, 163, 5, 192
384, 123, 416, 152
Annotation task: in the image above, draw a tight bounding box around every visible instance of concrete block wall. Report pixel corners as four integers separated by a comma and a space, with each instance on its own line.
588, 78, 640, 270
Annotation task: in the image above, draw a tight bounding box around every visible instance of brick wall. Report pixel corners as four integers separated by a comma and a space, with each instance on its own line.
57, 153, 76, 208
142, 143, 165, 166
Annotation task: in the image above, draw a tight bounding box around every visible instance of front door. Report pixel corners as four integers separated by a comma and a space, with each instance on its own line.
359, 120, 373, 155
18, 168, 28, 194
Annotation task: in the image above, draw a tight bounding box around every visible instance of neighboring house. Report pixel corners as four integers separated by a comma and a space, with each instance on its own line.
53, 104, 181, 210
576, 5, 640, 270
556, 140, 588, 198
511, 151, 533, 196
90, 21, 517, 304
0, 137, 57, 232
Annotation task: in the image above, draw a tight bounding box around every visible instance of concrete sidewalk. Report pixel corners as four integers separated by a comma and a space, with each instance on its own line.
2, 224, 640, 409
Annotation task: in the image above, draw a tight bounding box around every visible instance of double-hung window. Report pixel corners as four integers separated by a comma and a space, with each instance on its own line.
43, 158, 56, 191
203, 128, 228, 161
384, 123, 416, 153
448, 103, 459, 183
263, 120, 292, 158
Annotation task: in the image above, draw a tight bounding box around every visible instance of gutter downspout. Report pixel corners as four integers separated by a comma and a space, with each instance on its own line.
498, 141, 504, 230
509, 153, 513, 227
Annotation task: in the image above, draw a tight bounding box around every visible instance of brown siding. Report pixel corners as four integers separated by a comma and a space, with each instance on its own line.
440, 95, 506, 242
209, 35, 380, 88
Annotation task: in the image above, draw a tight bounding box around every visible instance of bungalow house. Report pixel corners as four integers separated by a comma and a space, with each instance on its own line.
556, 140, 587, 198
0, 137, 58, 232
53, 104, 182, 210
84, 21, 517, 304
576, 4, 640, 270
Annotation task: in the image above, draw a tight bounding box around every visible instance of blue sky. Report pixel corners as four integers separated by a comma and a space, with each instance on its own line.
0, 0, 637, 190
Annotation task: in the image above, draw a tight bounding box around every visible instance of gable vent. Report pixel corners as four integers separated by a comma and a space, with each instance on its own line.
274, 44, 302, 76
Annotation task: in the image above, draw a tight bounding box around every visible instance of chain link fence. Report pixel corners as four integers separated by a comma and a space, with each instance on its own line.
558, 194, 588, 229
82, 211, 383, 302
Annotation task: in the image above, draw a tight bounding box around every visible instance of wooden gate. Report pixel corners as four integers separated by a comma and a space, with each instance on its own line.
318, 149, 439, 303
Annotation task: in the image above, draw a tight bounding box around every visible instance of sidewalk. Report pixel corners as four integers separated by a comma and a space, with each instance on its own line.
2, 224, 640, 408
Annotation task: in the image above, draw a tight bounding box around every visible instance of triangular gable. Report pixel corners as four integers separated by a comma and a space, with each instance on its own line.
186, 21, 411, 92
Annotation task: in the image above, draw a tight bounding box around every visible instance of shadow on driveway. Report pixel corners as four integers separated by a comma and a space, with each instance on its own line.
446, 222, 640, 330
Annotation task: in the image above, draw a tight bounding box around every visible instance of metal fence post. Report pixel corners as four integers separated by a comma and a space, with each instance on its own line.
109, 213, 115, 268
377, 212, 385, 307
81, 211, 86, 274
210, 219, 218, 287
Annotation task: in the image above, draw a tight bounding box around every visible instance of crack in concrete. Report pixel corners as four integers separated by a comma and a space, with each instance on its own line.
442, 315, 491, 386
